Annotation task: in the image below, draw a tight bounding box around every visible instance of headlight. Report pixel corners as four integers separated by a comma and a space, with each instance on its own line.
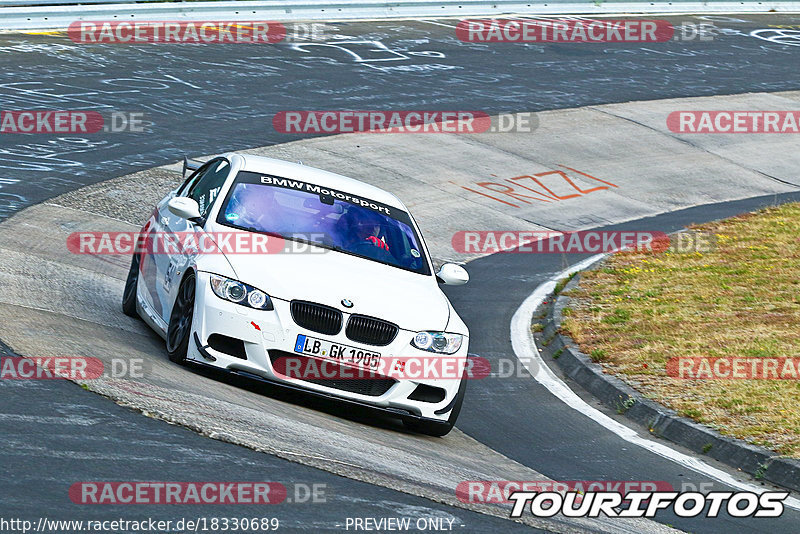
210, 274, 273, 310
411, 332, 463, 354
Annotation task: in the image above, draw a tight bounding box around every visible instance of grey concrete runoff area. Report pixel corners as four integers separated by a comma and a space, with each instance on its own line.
1, 90, 800, 532
46, 90, 800, 265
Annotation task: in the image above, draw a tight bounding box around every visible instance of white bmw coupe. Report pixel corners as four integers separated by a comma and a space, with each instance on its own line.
122, 153, 470, 436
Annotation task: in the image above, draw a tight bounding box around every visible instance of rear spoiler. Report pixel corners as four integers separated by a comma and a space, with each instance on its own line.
182, 156, 204, 179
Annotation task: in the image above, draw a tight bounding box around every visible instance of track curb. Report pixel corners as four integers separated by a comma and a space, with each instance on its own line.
537, 267, 800, 493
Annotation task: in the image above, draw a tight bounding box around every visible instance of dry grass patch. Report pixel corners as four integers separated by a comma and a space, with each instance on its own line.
561, 203, 800, 457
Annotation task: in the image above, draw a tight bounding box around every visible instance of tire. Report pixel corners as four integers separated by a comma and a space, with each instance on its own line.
166, 271, 196, 364
122, 253, 141, 318
404, 372, 467, 437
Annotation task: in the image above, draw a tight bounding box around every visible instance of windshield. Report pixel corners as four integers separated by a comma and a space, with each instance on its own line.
216, 171, 431, 275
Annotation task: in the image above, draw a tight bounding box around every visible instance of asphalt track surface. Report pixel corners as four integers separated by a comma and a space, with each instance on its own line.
1, 368, 541, 532
1, 13, 800, 533
2, 14, 800, 217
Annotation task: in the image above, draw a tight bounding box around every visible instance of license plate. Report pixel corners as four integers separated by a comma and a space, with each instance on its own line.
294, 334, 381, 370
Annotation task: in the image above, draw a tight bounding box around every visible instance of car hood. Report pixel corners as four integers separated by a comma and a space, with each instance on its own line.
222, 249, 450, 332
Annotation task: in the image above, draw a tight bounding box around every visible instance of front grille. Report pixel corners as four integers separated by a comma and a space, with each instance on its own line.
268, 351, 395, 397
345, 315, 398, 346
290, 301, 342, 335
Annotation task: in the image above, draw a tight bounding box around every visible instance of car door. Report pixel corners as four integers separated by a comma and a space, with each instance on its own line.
151, 158, 231, 325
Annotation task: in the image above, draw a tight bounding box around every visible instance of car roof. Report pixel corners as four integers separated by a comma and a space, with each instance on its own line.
236, 154, 407, 211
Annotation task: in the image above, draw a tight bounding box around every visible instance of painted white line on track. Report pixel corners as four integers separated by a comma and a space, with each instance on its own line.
418, 19, 460, 28
509, 254, 800, 510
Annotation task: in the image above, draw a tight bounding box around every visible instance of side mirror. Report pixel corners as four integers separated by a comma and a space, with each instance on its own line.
168, 197, 201, 221
436, 263, 469, 286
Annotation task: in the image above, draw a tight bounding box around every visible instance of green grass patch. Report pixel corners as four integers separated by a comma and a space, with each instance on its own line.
590, 348, 607, 362
554, 272, 577, 295
562, 202, 800, 458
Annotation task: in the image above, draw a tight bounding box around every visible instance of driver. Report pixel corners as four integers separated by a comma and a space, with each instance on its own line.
351, 210, 389, 252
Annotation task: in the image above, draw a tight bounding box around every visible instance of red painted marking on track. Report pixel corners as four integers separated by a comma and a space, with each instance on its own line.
456, 167, 618, 208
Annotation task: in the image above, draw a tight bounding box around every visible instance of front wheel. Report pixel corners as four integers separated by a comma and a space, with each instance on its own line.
404, 373, 467, 437
166, 272, 196, 364
122, 253, 141, 318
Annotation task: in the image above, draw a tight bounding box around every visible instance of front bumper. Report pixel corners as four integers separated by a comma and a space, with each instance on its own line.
189, 271, 468, 422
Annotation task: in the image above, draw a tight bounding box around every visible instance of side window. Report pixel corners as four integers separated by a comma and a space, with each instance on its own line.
177, 160, 210, 196
185, 159, 230, 218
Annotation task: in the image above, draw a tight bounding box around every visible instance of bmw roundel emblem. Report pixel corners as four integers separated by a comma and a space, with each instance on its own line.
341, 299, 354, 308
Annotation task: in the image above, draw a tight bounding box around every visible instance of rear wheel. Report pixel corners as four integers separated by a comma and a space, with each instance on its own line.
404, 372, 467, 437
121, 253, 141, 318
167, 272, 196, 364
